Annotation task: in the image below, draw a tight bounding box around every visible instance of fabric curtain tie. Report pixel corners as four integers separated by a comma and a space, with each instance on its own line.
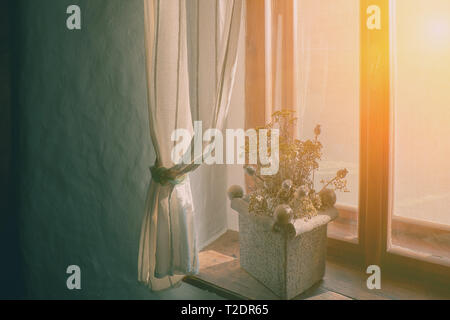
150, 165, 187, 186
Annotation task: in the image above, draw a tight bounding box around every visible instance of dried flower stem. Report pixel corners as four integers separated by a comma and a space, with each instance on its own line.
319, 177, 337, 193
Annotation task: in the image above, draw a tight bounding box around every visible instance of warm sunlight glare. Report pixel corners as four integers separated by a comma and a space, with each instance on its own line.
427, 19, 449, 47
393, 0, 450, 225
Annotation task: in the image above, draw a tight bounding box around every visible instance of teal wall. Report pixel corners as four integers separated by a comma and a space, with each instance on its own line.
15, 0, 220, 299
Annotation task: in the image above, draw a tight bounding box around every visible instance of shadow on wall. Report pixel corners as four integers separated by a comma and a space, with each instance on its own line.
0, 0, 25, 299
7, 0, 219, 300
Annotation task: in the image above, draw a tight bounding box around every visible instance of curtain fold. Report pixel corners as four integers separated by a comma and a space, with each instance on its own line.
138, 0, 243, 291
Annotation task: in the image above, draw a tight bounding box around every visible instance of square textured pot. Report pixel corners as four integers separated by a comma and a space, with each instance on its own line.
231, 198, 338, 299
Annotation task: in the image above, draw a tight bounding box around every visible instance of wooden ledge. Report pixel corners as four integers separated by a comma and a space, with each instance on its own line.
184, 230, 450, 300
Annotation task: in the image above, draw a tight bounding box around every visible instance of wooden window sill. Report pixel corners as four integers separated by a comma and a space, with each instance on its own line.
184, 230, 450, 300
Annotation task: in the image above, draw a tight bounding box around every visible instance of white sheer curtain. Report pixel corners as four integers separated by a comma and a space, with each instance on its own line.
138, 0, 243, 291
294, 0, 360, 207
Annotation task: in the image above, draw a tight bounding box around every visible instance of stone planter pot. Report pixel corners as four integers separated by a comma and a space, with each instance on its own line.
228, 187, 338, 300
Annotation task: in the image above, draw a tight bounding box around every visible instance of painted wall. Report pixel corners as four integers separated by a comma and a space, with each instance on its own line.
14, 0, 222, 299
0, 0, 24, 299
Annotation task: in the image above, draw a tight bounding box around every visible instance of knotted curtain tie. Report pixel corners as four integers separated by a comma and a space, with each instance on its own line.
150, 166, 187, 186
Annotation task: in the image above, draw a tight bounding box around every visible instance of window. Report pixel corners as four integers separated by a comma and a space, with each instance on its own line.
390, 0, 450, 265
246, 0, 450, 280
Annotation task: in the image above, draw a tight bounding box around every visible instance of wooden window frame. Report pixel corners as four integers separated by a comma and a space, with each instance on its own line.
246, 0, 450, 284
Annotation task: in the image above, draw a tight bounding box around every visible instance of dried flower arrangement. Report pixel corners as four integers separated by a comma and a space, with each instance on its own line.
244, 110, 349, 222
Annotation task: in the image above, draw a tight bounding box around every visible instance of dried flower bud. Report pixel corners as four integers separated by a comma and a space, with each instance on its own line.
244, 166, 256, 177
337, 168, 349, 179
227, 185, 244, 200
274, 205, 293, 225
314, 125, 322, 137
294, 186, 308, 199
319, 188, 337, 208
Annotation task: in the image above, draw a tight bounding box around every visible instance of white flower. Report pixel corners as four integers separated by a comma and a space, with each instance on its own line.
282, 179, 293, 190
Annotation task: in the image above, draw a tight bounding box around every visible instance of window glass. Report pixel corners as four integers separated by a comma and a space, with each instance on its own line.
391, 0, 450, 262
